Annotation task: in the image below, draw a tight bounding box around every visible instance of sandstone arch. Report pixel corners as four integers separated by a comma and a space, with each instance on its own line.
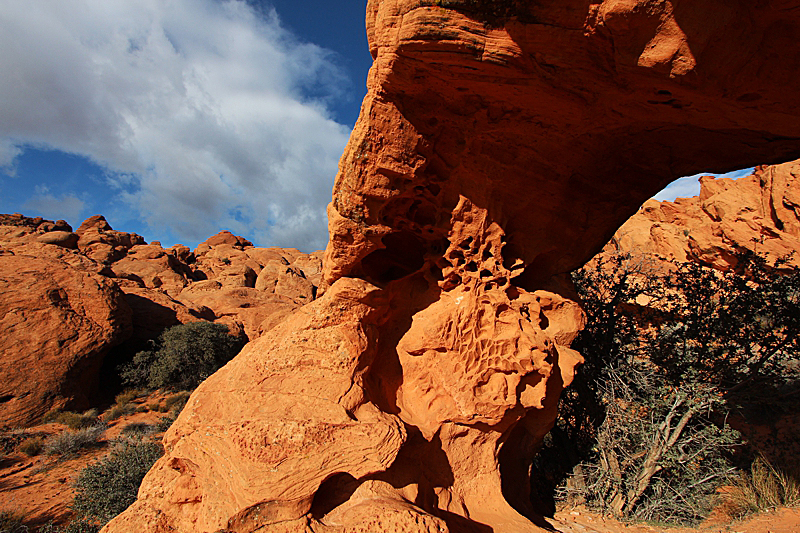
104, 1, 800, 532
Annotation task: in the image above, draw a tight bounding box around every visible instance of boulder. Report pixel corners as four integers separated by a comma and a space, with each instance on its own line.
0, 253, 132, 427
109, 244, 194, 296
76, 215, 147, 263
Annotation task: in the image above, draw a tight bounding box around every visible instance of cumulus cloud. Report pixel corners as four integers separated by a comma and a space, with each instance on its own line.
22, 185, 87, 222
0, 0, 352, 250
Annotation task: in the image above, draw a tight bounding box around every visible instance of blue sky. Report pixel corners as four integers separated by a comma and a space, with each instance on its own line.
0, 0, 752, 251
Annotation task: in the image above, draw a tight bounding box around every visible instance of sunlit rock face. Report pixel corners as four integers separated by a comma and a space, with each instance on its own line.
600, 161, 800, 271
103, 1, 800, 532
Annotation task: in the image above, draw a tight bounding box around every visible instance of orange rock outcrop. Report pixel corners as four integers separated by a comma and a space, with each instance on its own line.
606, 161, 800, 270
0, 216, 323, 427
102, 1, 800, 532
0, 251, 132, 427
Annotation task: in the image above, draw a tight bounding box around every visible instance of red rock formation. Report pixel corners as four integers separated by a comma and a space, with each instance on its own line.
606, 161, 800, 270
0, 252, 132, 427
76, 215, 147, 263
102, 0, 800, 531
0, 214, 325, 429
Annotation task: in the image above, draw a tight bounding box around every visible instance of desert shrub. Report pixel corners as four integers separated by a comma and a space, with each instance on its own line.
120, 322, 245, 391
120, 423, 156, 438
155, 415, 176, 433
18, 437, 44, 457
154, 392, 191, 433
38, 518, 99, 533
61, 412, 98, 430
532, 251, 800, 525
723, 456, 800, 518
103, 404, 135, 422
163, 391, 190, 414
71, 439, 163, 526
41, 410, 98, 430
0, 510, 27, 533
44, 425, 105, 457
114, 390, 146, 406
1, 435, 21, 456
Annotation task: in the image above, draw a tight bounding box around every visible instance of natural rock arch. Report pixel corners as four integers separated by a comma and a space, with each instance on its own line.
104, 1, 800, 532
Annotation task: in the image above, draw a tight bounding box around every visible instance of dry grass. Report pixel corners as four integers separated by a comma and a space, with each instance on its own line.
44, 425, 106, 457
41, 409, 99, 430
0, 509, 28, 532
103, 403, 135, 422
114, 389, 147, 406
18, 436, 44, 456
723, 456, 800, 519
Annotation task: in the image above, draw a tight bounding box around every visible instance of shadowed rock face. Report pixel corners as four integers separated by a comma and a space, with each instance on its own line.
104, 1, 800, 532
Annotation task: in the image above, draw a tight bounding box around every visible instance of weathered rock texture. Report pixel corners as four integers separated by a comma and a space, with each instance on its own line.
606, 161, 800, 270
0, 252, 132, 427
105, 1, 800, 532
0, 216, 323, 427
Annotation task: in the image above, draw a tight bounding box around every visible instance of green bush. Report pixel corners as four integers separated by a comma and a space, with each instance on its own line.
71, 439, 163, 526
44, 425, 105, 457
120, 322, 245, 391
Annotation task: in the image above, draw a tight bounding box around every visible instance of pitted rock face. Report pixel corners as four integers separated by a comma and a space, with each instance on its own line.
104, 1, 800, 532
325, 0, 800, 288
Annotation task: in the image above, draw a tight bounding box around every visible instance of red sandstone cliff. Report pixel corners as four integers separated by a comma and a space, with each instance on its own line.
604, 161, 800, 270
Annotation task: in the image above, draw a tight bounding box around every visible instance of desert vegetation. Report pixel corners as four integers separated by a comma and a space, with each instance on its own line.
0, 321, 237, 532
70, 438, 164, 528
121, 321, 245, 391
532, 251, 800, 525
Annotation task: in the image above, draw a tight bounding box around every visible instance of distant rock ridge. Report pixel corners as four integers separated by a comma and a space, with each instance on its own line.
0, 213, 324, 427
604, 161, 800, 270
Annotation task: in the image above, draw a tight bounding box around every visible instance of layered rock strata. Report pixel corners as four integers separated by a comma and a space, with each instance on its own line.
105, 1, 800, 532
0, 252, 132, 427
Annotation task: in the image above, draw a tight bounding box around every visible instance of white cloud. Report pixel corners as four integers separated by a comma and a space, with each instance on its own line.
22, 185, 86, 222
0, 139, 22, 175
0, 0, 351, 250
652, 168, 756, 203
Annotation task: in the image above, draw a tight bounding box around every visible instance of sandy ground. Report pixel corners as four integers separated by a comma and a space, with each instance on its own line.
0, 392, 170, 528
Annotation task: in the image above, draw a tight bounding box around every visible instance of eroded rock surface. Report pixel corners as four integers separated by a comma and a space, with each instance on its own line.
606, 161, 800, 270
0, 215, 323, 427
104, 1, 800, 532
0, 252, 132, 427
